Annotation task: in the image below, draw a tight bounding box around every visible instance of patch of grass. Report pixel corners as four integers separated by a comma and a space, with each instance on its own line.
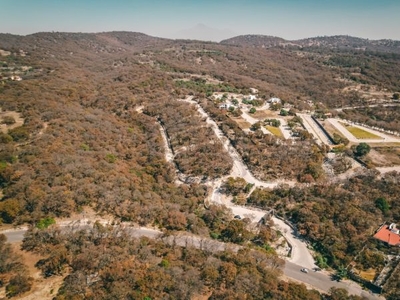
358, 269, 377, 282
344, 126, 383, 139
266, 125, 283, 137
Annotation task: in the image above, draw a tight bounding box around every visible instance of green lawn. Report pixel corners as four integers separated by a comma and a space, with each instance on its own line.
345, 126, 383, 139
266, 125, 283, 137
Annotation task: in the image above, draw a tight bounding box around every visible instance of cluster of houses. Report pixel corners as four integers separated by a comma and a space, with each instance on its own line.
218, 94, 282, 110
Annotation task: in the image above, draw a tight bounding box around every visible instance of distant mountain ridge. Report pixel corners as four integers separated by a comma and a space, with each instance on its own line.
2, 31, 400, 55
0, 31, 174, 55
221, 34, 400, 54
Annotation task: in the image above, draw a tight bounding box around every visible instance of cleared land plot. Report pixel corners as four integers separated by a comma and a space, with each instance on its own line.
368, 147, 400, 167
266, 125, 283, 138
369, 142, 400, 148
232, 117, 251, 130
341, 123, 383, 139
252, 110, 277, 120
0, 110, 24, 133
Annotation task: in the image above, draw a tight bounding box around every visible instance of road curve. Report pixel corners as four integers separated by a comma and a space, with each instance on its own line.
0, 223, 383, 299
181, 98, 315, 268
284, 262, 383, 300
178, 98, 384, 299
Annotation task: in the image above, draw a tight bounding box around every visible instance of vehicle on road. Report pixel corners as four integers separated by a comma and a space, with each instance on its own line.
313, 267, 321, 272
300, 268, 309, 273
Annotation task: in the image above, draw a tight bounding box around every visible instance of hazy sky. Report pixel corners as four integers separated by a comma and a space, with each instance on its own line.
1, 0, 399, 41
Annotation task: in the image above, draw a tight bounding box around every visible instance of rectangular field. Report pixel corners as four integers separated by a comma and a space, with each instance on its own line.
343, 125, 383, 139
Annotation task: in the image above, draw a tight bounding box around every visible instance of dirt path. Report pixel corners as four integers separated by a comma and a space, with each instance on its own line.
177, 96, 315, 268
376, 166, 400, 174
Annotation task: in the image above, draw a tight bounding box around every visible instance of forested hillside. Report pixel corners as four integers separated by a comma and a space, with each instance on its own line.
0, 31, 399, 299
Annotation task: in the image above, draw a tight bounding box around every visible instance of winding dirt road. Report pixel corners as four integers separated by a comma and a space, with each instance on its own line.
180, 98, 316, 266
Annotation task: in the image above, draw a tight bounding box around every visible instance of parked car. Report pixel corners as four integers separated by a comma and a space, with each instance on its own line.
300, 268, 309, 273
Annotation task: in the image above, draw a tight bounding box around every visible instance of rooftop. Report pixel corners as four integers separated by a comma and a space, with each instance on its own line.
373, 223, 400, 247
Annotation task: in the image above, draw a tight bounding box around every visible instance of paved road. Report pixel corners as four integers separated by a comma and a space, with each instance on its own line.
212, 188, 316, 270
180, 100, 384, 299
1, 227, 27, 242
1, 222, 162, 244
284, 262, 383, 299
1, 224, 383, 299
298, 113, 333, 146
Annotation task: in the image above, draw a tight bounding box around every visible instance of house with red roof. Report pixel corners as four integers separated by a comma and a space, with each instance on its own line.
373, 223, 400, 247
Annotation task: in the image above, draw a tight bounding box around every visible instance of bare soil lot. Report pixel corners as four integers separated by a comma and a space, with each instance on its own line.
0, 110, 24, 133
368, 147, 400, 167
231, 117, 251, 129
252, 110, 278, 120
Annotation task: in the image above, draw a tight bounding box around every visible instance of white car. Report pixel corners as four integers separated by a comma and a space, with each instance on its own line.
300, 268, 309, 273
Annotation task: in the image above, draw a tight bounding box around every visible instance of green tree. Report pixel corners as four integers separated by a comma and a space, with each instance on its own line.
375, 197, 390, 214
250, 121, 261, 131
36, 217, 56, 229
393, 93, 399, 100
354, 142, 371, 157
335, 265, 348, 281
249, 107, 256, 114
280, 109, 288, 116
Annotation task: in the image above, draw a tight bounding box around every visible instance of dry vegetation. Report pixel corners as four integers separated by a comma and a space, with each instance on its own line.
339, 106, 400, 134
230, 117, 251, 130
0, 31, 399, 299
367, 147, 400, 167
